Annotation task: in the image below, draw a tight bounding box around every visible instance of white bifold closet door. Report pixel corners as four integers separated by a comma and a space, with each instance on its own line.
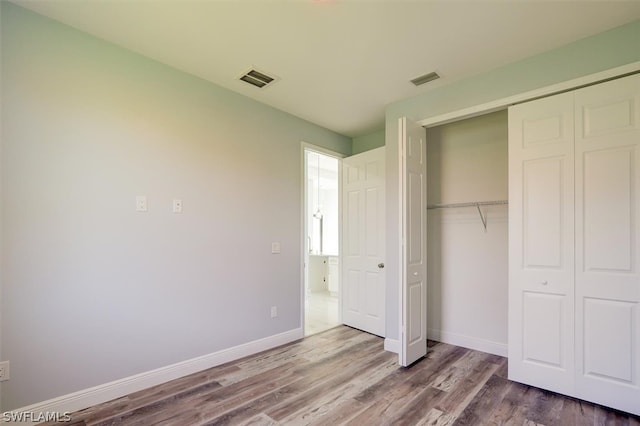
508, 91, 576, 396
508, 73, 640, 416
574, 75, 640, 413
399, 117, 428, 367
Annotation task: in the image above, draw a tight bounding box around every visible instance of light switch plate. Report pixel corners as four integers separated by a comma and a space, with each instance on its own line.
271, 242, 281, 254
136, 196, 147, 212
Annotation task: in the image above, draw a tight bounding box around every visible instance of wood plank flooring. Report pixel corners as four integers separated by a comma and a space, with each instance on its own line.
45, 326, 640, 426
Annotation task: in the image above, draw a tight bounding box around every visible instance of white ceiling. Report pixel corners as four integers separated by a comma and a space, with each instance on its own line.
13, 0, 640, 138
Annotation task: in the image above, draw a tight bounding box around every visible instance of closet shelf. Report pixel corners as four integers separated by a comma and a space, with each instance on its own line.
426, 200, 508, 232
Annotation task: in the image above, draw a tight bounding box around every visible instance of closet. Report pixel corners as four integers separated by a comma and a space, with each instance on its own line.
508, 73, 640, 415
425, 111, 509, 357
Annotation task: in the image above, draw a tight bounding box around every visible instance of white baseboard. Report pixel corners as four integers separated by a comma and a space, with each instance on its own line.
384, 332, 506, 357
384, 338, 400, 354
4, 328, 303, 425
428, 328, 507, 357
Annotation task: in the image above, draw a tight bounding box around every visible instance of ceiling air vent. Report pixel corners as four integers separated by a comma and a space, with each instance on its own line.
410, 72, 440, 87
239, 68, 276, 89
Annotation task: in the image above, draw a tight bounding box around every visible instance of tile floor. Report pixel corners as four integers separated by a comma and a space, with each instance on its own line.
305, 290, 340, 336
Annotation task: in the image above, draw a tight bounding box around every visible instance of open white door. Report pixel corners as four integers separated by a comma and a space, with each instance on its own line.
399, 117, 427, 366
342, 147, 386, 337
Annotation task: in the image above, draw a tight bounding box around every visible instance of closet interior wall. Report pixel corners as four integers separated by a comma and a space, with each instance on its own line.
425, 110, 509, 356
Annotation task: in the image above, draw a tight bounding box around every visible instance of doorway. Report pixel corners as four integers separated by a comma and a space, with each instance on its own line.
304, 148, 341, 336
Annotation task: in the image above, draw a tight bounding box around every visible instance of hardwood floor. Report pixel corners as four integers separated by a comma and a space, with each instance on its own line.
45, 326, 640, 426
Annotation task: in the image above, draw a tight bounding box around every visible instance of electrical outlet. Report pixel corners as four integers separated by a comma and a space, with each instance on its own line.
0, 361, 10, 382
270, 306, 278, 318
172, 198, 183, 214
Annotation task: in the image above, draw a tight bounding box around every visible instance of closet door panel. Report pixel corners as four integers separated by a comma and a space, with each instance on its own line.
583, 147, 634, 273
519, 104, 573, 150
523, 157, 565, 269
508, 92, 575, 395
522, 292, 564, 367
583, 298, 635, 383
575, 74, 640, 416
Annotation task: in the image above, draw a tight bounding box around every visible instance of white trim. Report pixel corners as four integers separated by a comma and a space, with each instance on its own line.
428, 328, 507, 357
398, 118, 406, 365
417, 61, 640, 129
4, 328, 303, 426
384, 338, 400, 354
300, 142, 347, 160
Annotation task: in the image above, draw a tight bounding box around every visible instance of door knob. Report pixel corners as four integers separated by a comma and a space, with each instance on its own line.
378, 263, 385, 269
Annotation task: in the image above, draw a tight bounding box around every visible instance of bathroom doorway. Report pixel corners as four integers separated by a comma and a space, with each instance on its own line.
304, 148, 341, 336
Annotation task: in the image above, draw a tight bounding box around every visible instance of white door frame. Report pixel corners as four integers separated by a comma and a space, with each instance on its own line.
300, 142, 345, 335
397, 61, 640, 364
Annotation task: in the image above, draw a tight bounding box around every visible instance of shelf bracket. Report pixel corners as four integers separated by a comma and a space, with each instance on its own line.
476, 203, 488, 232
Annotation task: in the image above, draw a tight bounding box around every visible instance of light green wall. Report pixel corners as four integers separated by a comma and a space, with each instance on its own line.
387, 19, 640, 122
352, 129, 385, 155
0, 2, 350, 410
384, 19, 640, 341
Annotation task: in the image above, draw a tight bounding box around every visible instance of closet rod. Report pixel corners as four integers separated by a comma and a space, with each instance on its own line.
426, 200, 508, 232
426, 200, 508, 210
